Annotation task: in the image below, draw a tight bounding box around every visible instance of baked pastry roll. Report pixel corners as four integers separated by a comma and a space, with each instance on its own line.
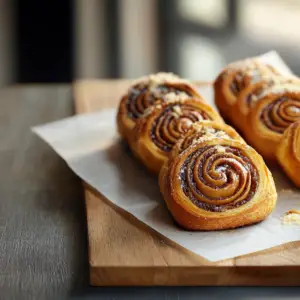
236, 75, 300, 131
133, 95, 224, 174
171, 120, 245, 158
277, 121, 300, 187
214, 59, 278, 123
247, 84, 300, 161
117, 72, 204, 144
159, 137, 277, 230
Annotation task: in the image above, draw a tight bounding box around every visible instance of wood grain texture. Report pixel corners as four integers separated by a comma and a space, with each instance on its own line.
2, 85, 300, 299
0, 86, 89, 299
73, 79, 300, 286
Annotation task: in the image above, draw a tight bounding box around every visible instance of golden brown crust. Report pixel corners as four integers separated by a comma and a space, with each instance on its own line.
171, 120, 245, 159
116, 73, 205, 144
117, 95, 136, 145
236, 75, 299, 121
159, 138, 277, 230
214, 59, 277, 123
115, 71, 280, 230
214, 58, 300, 167
247, 86, 300, 161
234, 77, 275, 131
277, 121, 300, 187
133, 98, 224, 174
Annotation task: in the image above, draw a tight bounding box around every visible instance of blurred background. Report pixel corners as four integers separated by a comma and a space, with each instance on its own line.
1, 0, 300, 87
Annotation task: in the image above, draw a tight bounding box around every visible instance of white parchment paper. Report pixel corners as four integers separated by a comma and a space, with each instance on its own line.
33, 52, 300, 261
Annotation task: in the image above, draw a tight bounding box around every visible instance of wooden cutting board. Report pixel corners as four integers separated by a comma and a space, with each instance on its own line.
73, 79, 300, 286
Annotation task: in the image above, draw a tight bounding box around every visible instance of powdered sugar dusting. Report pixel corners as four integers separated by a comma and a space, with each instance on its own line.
201, 126, 216, 135
214, 145, 226, 153
131, 72, 189, 87
164, 92, 190, 102
173, 105, 183, 116
256, 83, 300, 102
191, 121, 210, 131
225, 58, 260, 72
190, 132, 231, 146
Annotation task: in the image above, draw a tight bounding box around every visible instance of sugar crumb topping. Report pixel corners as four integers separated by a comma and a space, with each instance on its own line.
283, 210, 300, 226
173, 105, 183, 116
257, 83, 300, 101
215, 131, 230, 139
222, 58, 281, 82
201, 126, 216, 135
131, 72, 189, 87
142, 107, 154, 117
190, 132, 230, 145
270, 75, 299, 85
214, 145, 226, 153
191, 123, 203, 131
164, 92, 190, 102
190, 134, 215, 145
191, 121, 211, 131
225, 58, 260, 73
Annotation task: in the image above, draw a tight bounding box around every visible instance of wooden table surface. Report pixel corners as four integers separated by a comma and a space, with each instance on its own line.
1, 85, 300, 299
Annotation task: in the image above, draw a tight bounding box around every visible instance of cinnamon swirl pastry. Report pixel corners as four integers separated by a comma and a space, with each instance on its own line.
248, 84, 300, 160
171, 120, 245, 158
133, 95, 224, 174
159, 137, 277, 230
277, 121, 300, 187
117, 72, 204, 143
236, 75, 300, 131
214, 59, 278, 123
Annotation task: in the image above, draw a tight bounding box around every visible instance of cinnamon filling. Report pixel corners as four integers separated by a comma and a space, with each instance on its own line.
230, 72, 246, 96
150, 104, 210, 152
245, 80, 275, 108
246, 86, 264, 107
126, 83, 190, 119
260, 96, 300, 134
179, 146, 259, 212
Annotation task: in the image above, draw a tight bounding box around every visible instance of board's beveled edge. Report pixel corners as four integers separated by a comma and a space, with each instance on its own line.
89, 265, 300, 286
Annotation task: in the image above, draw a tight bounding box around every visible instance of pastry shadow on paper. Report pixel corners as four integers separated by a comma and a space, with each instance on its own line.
268, 163, 297, 192
104, 138, 164, 206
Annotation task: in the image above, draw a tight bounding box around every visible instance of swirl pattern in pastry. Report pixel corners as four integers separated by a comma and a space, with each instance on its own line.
160, 138, 277, 230
248, 84, 300, 159
172, 120, 245, 157
277, 120, 300, 187
214, 59, 278, 120
117, 72, 204, 143
133, 98, 224, 174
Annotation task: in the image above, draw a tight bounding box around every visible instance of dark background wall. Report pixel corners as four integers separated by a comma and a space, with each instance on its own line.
16, 0, 73, 83
4, 0, 300, 84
